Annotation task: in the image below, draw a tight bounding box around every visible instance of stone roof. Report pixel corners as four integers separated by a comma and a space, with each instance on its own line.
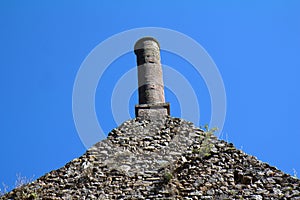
2, 117, 300, 199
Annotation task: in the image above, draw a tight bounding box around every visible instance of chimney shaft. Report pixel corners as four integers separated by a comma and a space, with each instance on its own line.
134, 37, 165, 104
134, 37, 170, 118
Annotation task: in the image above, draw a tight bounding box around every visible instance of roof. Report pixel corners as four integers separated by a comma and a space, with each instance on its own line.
2, 116, 300, 199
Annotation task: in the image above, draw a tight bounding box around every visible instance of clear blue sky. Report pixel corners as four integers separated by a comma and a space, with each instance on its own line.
1, 1, 300, 190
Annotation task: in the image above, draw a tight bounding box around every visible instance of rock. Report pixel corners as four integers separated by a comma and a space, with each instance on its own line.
1, 116, 300, 199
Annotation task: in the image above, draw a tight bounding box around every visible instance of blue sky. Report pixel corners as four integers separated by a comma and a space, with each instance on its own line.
1, 1, 300, 190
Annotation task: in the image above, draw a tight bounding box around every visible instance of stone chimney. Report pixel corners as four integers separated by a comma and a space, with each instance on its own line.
134, 37, 170, 118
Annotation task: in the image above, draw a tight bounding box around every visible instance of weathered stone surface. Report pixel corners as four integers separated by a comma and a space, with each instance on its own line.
134, 37, 170, 117
135, 103, 170, 118
1, 116, 300, 199
135, 37, 165, 105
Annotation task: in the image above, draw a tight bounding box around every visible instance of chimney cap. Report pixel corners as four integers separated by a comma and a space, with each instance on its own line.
134, 37, 160, 53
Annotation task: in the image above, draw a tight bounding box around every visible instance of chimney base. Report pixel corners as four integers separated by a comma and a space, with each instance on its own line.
135, 103, 170, 118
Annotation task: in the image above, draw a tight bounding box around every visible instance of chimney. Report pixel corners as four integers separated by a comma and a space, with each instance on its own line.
134, 37, 170, 118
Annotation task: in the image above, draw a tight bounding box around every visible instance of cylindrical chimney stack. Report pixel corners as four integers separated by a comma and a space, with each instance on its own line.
134, 37, 170, 118
134, 37, 165, 104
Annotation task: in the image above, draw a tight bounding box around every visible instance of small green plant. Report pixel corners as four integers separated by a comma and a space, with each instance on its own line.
203, 124, 218, 133
229, 189, 237, 195
27, 192, 38, 199
193, 124, 218, 158
163, 172, 173, 183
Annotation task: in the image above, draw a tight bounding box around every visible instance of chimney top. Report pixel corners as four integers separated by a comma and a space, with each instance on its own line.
134, 37, 160, 54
